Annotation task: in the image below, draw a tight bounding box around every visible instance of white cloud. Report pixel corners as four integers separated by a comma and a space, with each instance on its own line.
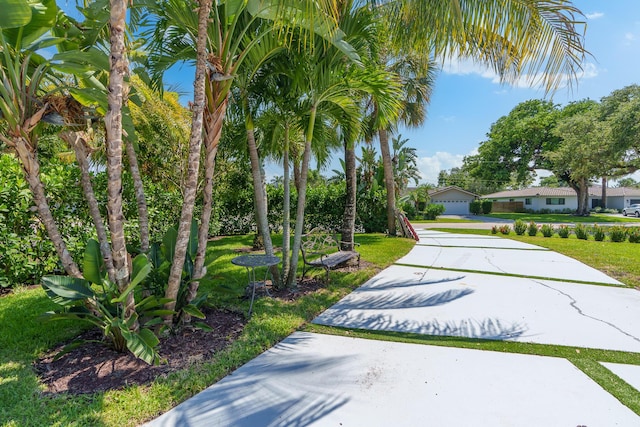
442, 57, 599, 90
416, 152, 465, 185
586, 12, 604, 20
625, 32, 636, 41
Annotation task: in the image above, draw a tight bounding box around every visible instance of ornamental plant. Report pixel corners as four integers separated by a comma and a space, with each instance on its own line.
541, 224, 555, 237
609, 226, 628, 243
557, 225, 570, 238
42, 240, 164, 364
498, 225, 511, 235
592, 224, 606, 241
527, 221, 538, 236
574, 223, 589, 240
513, 219, 527, 235
627, 228, 640, 243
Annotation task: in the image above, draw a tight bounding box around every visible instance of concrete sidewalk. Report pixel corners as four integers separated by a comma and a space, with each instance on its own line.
145, 231, 640, 426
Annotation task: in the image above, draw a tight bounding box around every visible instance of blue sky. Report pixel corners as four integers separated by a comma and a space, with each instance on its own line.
401, 0, 640, 184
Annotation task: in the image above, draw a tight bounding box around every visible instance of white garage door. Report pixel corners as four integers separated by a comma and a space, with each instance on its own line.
434, 200, 469, 215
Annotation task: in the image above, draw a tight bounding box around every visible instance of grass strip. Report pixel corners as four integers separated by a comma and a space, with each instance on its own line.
393, 262, 623, 288
432, 228, 640, 289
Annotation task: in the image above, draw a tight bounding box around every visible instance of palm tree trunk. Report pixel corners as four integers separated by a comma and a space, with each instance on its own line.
281, 125, 291, 281
125, 140, 149, 252
378, 128, 396, 236
184, 89, 227, 321
60, 130, 115, 282
286, 106, 316, 288
601, 176, 607, 209
246, 114, 281, 286
164, 0, 212, 323
14, 138, 81, 278
106, 0, 135, 323
341, 140, 357, 251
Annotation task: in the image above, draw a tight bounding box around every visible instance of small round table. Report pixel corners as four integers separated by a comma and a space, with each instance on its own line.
231, 254, 281, 317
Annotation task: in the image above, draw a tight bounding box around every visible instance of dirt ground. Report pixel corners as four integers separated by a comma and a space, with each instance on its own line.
33, 276, 333, 395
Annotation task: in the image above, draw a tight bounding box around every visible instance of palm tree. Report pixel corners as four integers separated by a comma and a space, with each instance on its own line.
0, 1, 82, 278
391, 134, 421, 198
367, 0, 588, 235
147, 0, 351, 315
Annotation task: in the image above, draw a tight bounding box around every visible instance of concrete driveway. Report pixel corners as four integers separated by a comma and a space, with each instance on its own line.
146, 229, 640, 426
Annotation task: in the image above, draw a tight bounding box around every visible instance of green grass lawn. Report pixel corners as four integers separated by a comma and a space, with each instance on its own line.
434, 227, 640, 289
0, 233, 415, 427
411, 217, 481, 223
485, 212, 640, 223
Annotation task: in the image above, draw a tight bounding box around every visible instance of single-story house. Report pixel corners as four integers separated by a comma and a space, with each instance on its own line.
428, 186, 479, 215
482, 185, 640, 212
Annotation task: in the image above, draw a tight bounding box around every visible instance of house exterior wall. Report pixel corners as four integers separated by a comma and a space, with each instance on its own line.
489, 196, 578, 212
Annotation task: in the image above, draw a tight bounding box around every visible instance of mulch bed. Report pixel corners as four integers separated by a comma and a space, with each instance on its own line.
34, 308, 246, 395
31, 257, 370, 396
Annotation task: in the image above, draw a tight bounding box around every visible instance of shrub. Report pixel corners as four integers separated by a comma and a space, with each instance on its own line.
422, 204, 445, 220
469, 200, 482, 215
498, 225, 511, 235
513, 220, 527, 235
540, 224, 554, 237
357, 188, 387, 233
401, 202, 418, 220
574, 224, 589, 240
491, 225, 498, 234
557, 225, 570, 238
628, 228, 640, 243
527, 221, 538, 236
592, 224, 606, 241
609, 226, 628, 242
481, 200, 493, 214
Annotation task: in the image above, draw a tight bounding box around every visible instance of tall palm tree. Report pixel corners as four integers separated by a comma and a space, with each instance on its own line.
147, 0, 351, 315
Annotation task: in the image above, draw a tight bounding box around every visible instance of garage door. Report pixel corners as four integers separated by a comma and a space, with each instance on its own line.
433, 200, 469, 215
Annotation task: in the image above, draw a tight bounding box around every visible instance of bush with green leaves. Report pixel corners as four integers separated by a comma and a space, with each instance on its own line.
42, 240, 164, 364
592, 224, 606, 241
469, 200, 482, 215
490, 225, 498, 234
357, 188, 387, 233
557, 225, 570, 238
0, 154, 91, 287
609, 226, 628, 242
527, 221, 538, 236
628, 228, 640, 243
498, 225, 511, 235
540, 224, 555, 237
422, 204, 445, 220
574, 224, 589, 240
305, 182, 346, 230
513, 219, 527, 235
481, 200, 492, 214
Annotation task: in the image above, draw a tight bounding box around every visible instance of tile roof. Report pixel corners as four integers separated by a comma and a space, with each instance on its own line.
483, 185, 640, 199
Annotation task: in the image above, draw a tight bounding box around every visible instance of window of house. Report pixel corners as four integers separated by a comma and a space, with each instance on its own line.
509, 198, 515, 202
546, 198, 565, 205
525, 198, 531, 205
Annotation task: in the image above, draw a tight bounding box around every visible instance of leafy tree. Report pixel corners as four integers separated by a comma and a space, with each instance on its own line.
538, 175, 567, 188
550, 101, 611, 215
465, 99, 561, 188
616, 177, 640, 188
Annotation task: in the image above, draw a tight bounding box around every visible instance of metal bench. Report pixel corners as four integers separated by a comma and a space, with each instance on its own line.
301, 228, 360, 281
